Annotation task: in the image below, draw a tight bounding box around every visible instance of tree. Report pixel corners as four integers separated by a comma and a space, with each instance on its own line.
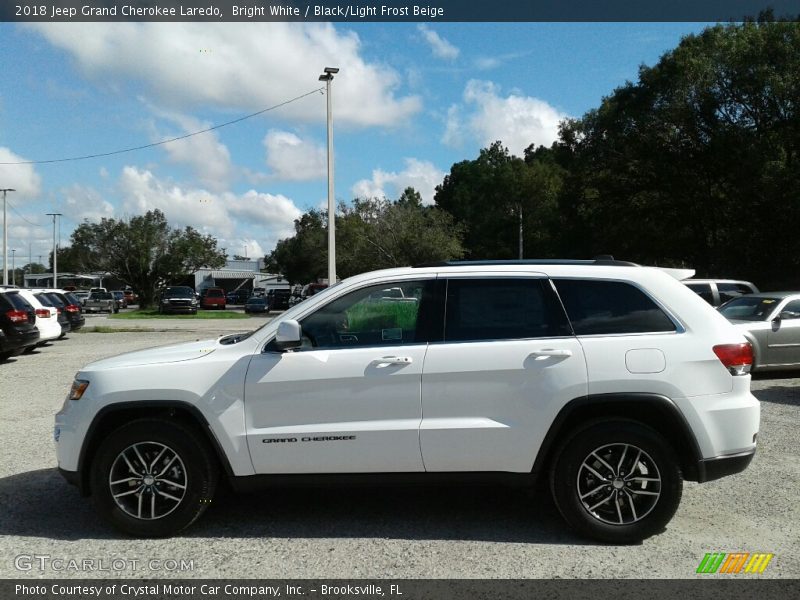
337, 188, 465, 277
66, 209, 226, 308
434, 142, 564, 259
265, 210, 328, 285
266, 189, 465, 282
552, 17, 800, 286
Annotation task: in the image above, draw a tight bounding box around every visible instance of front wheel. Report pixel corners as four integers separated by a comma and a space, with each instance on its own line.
90, 419, 219, 537
550, 420, 682, 544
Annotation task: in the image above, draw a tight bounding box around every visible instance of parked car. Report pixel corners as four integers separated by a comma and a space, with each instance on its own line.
84, 292, 118, 314
16, 289, 62, 348
225, 289, 251, 305
61, 291, 86, 331
683, 279, 759, 307
123, 290, 138, 306
266, 289, 291, 311
111, 291, 127, 309
0, 289, 40, 360
158, 286, 198, 315
34, 291, 73, 336
56, 259, 760, 542
41, 290, 87, 332
244, 296, 268, 314
718, 291, 800, 372
200, 288, 226, 310
73, 291, 90, 305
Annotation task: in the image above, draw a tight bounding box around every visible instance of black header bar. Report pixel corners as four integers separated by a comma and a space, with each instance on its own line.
2, 0, 799, 22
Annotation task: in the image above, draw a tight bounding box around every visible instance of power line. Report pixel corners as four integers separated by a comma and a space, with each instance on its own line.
7, 199, 43, 227
0, 87, 325, 166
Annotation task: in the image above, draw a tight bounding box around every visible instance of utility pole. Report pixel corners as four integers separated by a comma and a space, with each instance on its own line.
319, 67, 339, 285
1, 188, 15, 286
46, 213, 62, 288
10, 248, 15, 286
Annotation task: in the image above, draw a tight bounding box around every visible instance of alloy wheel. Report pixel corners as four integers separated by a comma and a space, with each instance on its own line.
108, 441, 188, 520
576, 442, 661, 525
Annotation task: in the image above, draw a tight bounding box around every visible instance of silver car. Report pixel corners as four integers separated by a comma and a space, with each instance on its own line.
718, 292, 800, 371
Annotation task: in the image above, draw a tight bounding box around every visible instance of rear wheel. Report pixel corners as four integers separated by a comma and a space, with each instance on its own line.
90, 419, 218, 537
550, 420, 682, 543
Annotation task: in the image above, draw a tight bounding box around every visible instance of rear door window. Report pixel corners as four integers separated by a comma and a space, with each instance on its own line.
553, 279, 677, 335
444, 278, 570, 342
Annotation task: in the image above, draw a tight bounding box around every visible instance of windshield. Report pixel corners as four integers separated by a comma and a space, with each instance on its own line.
719, 297, 780, 321
164, 287, 194, 298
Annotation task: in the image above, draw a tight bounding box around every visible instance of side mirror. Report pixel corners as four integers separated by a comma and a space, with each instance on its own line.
275, 319, 302, 351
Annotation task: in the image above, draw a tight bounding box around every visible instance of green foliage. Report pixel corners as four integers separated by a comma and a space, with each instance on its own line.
265, 210, 328, 285
553, 18, 800, 286
63, 209, 226, 308
266, 188, 465, 283
434, 142, 563, 259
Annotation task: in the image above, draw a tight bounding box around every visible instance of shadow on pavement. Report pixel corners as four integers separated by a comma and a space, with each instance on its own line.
0, 468, 588, 545
752, 384, 800, 407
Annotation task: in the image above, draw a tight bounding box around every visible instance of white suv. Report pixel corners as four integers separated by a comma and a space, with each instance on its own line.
55, 260, 759, 542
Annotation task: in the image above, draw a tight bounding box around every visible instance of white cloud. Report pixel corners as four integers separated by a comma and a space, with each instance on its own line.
0, 148, 42, 198
352, 158, 445, 206
118, 167, 301, 251
148, 108, 234, 192
263, 130, 326, 181
62, 184, 116, 222
29, 23, 421, 128
417, 25, 459, 61
443, 79, 568, 155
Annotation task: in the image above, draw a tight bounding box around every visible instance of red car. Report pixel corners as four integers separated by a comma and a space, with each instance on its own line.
200, 288, 226, 310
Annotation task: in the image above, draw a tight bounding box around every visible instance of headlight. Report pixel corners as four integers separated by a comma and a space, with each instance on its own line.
68, 379, 90, 401
161, 299, 169, 304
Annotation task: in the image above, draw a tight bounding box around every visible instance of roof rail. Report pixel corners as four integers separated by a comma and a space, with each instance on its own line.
412, 258, 639, 268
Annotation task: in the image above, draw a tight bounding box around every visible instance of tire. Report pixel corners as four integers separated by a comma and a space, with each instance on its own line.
90, 418, 219, 537
549, 419, 682, 544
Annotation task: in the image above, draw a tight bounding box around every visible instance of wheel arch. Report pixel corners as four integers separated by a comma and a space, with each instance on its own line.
75, 401, 234, 496
532, 393, 703, 482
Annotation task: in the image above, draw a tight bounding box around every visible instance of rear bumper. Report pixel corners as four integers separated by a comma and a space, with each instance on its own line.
2, 328, 40, 351
696, 449, 755, 483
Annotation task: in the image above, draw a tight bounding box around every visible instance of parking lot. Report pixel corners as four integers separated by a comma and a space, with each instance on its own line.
1, 316, 798, 579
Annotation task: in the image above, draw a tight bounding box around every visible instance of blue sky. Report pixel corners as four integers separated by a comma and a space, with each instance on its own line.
0, 21, 708, 267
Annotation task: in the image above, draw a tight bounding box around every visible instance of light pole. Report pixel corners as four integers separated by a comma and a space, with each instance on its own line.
1, 188, 15, 286
46, 213, 62, 288
10, 248, 15, 286
319, 66, 339, 285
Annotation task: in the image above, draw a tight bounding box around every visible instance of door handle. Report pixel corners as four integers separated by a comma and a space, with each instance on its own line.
373, 356, 413, 365
530, 349, 572, 358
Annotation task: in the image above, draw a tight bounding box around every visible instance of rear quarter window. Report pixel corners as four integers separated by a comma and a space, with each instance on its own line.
554, 279, 676, 335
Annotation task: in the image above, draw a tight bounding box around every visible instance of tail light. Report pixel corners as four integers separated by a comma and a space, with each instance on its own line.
56, 307, 63, 315
6, 309, 28, 324
65, 304, 80, 313
35, 308, 50, 319
713, 343, 753, 375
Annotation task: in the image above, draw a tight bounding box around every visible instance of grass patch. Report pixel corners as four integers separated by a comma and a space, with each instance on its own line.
77, 326, 157, 333
109, 309, 249, 320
